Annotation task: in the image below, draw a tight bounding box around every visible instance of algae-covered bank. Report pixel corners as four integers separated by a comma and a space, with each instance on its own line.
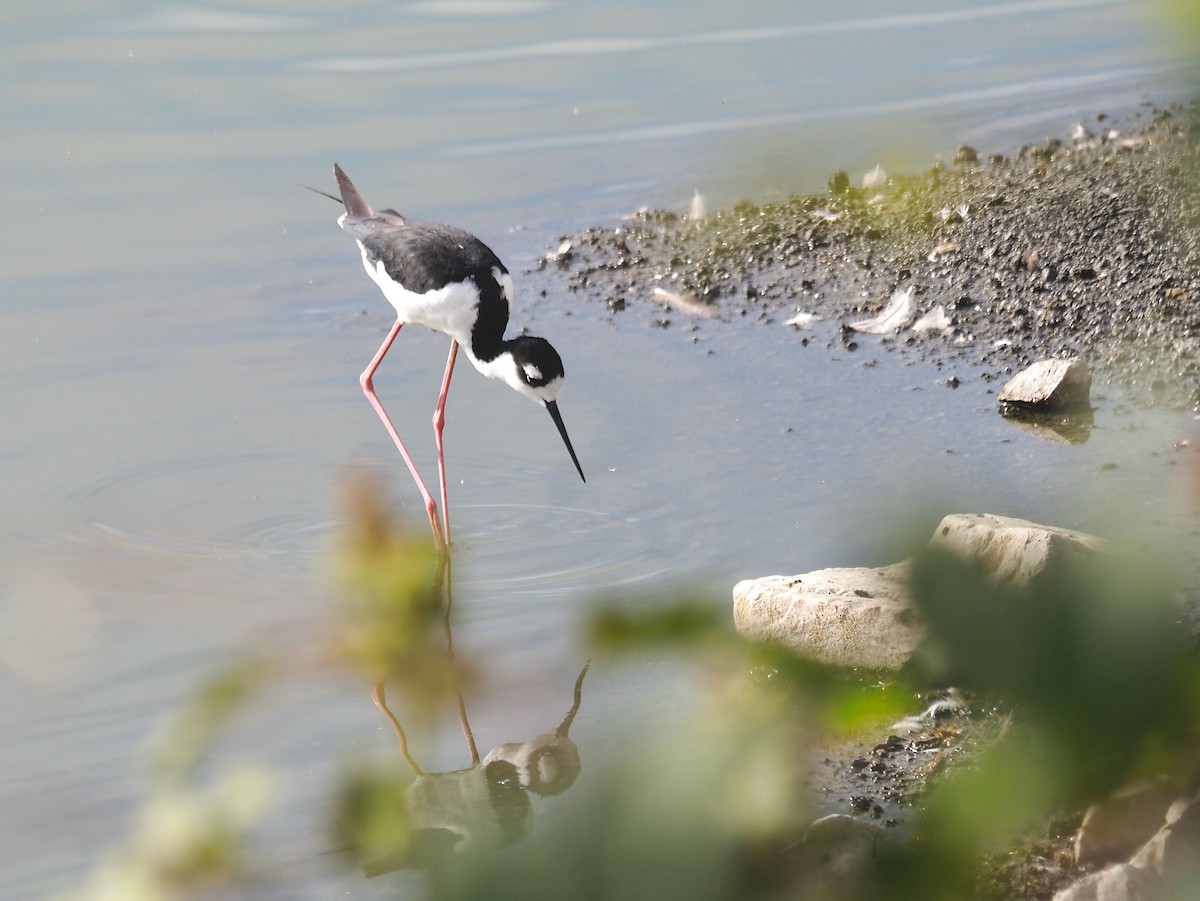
551, 105, 1200, 410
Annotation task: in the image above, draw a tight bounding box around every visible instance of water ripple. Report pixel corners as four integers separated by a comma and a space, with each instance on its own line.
48, 451, 331, 561
308, 0, 1120, 74
453, 500, 673, 596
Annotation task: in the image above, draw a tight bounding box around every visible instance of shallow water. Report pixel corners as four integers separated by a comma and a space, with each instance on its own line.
2, 1, 1198, 897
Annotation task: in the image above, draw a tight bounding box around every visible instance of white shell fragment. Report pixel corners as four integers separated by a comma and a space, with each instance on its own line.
688, 189, 707, 221
546, 238, 572, 261
849, 286, 913, 333
784, 311, 821, 328
928, 241, 959, 261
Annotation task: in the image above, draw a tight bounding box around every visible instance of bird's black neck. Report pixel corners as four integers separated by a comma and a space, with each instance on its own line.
467, 278, 513, 363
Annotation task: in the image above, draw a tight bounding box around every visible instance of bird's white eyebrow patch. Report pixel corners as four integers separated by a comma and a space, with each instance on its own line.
522, 363, 543, 381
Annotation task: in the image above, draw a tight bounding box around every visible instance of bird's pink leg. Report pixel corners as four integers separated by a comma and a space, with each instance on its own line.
432, 340, 459, 547
360, 320, 445, 548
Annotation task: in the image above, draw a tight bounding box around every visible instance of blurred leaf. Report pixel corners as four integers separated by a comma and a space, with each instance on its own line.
589, 599, 726, 649
908, 543, 1200, 802
592, 599, 914, 738
334, 762, 414, 874
1159, 0, 1200, 43
153, 653, 274, 785
333, 472, 445, 681
59, 765, 272, 900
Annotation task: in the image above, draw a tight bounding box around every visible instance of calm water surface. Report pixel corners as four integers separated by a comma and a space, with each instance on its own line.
2, 1, 1198, 896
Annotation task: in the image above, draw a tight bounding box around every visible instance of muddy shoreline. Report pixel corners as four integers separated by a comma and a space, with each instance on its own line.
548, 103, 1200, 412
546, 105, 1200, 898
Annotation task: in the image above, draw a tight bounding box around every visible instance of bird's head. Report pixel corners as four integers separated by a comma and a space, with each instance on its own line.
504, 335, 565, 404
500, 336, 585, 483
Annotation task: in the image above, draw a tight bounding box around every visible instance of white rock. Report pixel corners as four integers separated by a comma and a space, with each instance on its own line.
998, 357, 1092, 410
1057, 789, 1200, 901
1052, 862, 1157, 901
1129, 792, 1200, 877
732, 564, 917, 670
1074, 783, 1178, 867
930, 513, 1107, 587
1165, 790, 1200, 827
733, 514, 1105, 669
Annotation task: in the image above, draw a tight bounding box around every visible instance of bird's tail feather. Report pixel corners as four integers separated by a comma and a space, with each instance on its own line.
334, 163, 374, 219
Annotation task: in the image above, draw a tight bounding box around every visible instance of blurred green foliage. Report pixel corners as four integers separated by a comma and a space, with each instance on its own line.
60, 661, 274, 901
427, 536, 1200, 901
62, 478, 1200, 899
1161, 0, 1200, 45
335, 761, 416, 875
152, 654, 275, 785
333, 471, 446, 684
910, 544, 1200, 805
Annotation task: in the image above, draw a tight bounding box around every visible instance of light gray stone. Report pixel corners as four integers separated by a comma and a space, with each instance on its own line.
1129, 793, 1200, 877
930, 512, 1106, 586
1056, 791, 1200, 901
998, 357, 1092, 409
732, 563, 918, 669
733, 513, 1105, 669
1052, 862, 1156, 901
1074, 783, 1177, 867
790, 813, 890, 897
1165, 791, 1200, 828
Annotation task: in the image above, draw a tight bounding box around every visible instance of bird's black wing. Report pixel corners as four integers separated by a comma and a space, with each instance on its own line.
361, 221, 508, 296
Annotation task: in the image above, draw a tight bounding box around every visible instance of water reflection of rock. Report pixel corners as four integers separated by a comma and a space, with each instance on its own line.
998, 405, 1094, 444
364, 552, 590, 876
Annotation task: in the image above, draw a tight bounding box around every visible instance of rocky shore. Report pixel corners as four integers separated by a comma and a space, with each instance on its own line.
546, 106, 1200, 899
547, 104, 1200, 411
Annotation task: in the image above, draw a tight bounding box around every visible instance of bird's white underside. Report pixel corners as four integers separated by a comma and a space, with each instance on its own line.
357, 244, 561, 403
361, 246, 512, 336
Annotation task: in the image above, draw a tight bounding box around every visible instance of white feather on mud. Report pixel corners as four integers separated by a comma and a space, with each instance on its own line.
850, 286, 914, 334
651, 286, 717, 318
862, 163, 887, 190
912, 305, 951, 333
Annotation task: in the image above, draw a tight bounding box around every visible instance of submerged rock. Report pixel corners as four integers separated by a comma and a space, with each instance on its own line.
789, 814, 892, 898
733, 513, 1105, 668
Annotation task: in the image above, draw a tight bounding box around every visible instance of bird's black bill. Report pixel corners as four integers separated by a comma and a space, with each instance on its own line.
546, 400, 586, 483
298, 182, 344, 205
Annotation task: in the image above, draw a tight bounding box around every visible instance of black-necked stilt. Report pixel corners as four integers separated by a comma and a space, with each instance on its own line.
331, 164, 585, 549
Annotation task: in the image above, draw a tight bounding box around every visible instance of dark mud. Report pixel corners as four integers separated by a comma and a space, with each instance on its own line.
807, 698, 1084, 900
547, 104, 1200, 411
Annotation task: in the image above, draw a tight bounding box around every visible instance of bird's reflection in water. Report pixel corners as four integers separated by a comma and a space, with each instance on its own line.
364, 553, 589, 875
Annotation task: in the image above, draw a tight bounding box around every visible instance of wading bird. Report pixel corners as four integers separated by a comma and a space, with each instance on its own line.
330, 164, 585, 549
